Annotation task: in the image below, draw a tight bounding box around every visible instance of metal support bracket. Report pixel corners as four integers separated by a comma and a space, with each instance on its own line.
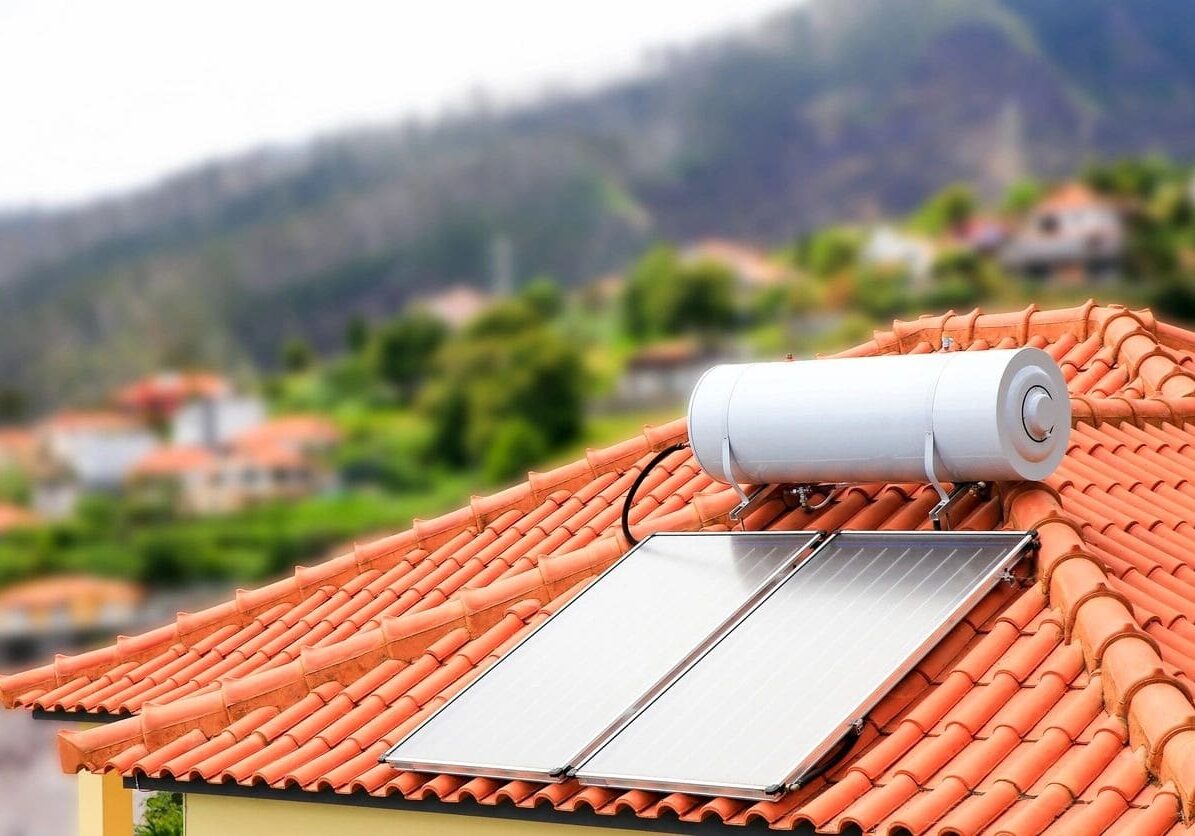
924, 430, 949, 505
721, 435, 751, 507
731, 482, 845, 523
929, 481, 990, 531
729, 484, 777, 522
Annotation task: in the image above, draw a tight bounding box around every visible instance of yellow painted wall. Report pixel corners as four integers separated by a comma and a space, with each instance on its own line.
186, 792, 678, 836
77, 770, 132, 836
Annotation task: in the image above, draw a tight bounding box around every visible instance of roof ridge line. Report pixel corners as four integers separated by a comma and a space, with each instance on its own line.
1090, 307, 1195, 399
1071, 395, 1195, 428
870, 301, 1101, 355
1003, 482, 1195, 816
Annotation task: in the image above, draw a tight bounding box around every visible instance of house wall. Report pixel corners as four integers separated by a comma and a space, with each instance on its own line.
171, 396, 265, 447
181, 461, 319, 514
48, 430, 159, 489
184, 793, 669, 836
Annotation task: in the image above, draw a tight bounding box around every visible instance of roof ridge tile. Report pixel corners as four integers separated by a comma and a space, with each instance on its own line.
411, 506, 476, 551
527, 459, 597, 503
1006, 483, 1195, 816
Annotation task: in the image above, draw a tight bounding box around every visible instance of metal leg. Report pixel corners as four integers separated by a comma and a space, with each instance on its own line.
729, 485, 776, 522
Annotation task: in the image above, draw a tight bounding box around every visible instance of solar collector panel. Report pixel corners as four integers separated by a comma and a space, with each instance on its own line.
574, 531, 1032, 799
382, 531, 822, 782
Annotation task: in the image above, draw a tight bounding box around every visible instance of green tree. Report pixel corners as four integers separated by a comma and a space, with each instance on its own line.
0, 387, 26, 422
483, 418, 549, 483
345, 314, 370, 354
851, 265, 911, 318
372, 311, 448, 399
135, 792, 183, 836
795, 228, 860, 277
281, 337, 314, 372
913, 184, 976, 234
467, 299, 542, 338
1083, 156, 1179, 200
421, 306, 585, 469
1002, 179, 1044, 215
623, 244, 681, 338
0, 468, 29, 504
663, 260, 736, 334
520, 275, 564, 319
921, 246, 1003, 311
622, 246, 737, 338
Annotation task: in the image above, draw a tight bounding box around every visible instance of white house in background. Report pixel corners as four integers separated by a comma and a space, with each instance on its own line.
1001, 182, 1125, 282
130, 415, 342, 516
411, 285, 493, 330
32, 411, 158, 518
38, 411, 158, 490
860, 226, 937, 288
171, 395, 266, 448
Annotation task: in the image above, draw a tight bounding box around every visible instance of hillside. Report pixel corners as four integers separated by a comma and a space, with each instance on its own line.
4, 0, 1195, 404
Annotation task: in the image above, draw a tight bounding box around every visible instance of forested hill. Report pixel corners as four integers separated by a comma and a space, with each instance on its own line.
4, 0, 1195, 403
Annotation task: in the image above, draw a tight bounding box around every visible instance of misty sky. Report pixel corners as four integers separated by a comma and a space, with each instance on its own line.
0, 0, 795, 209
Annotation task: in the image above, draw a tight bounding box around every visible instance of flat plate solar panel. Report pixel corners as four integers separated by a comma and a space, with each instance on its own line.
382, 531, 821, 782
575, 531, 1032, 799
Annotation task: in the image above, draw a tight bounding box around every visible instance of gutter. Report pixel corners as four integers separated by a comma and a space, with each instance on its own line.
126, 775, 795, 835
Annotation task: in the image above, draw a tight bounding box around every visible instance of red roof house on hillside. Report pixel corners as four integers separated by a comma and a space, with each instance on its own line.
115, 372, 231, 422
1001, 184, 1125, 283
0, 502, 39, 534
7, 302, 1195, 834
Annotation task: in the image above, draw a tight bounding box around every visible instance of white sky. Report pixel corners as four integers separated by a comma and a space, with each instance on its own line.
0, 0, 795, 210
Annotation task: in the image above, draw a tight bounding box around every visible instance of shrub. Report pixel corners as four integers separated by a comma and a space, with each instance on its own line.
135, 792, 183, 836
484, 419, 549, 483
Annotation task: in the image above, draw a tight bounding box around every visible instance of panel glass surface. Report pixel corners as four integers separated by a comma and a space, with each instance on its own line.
383, 532, 820, 780
575, 532, 1029, 798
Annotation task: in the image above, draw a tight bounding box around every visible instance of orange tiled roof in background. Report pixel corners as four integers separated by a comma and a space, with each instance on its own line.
1034, 182, 1112, 213
0, 575, 142, 613
41, 410, 144, 433
0, 502, 39, 533
114, 372, 230, 418
130, 446, 217, 479
231, 415, 341, 453
6, 302, 1195, 833
0, 428, 37, 468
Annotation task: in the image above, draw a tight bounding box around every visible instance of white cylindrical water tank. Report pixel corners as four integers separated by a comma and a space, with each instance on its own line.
688, 348, 1070, 487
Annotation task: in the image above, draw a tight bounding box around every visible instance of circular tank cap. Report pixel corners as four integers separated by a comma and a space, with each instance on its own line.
1022, 386, 1057, 442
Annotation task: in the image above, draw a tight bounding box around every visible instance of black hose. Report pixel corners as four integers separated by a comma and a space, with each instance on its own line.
620, 442, 690, 547
790, 723, 863, 789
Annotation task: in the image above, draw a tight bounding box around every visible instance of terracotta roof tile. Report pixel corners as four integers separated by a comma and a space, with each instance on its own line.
12, 301, 1195, 832
0, 502, 40, 533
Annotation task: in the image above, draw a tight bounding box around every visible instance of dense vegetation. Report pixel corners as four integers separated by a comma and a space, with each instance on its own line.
135, 792, 182, 836
0, 281, 601, 588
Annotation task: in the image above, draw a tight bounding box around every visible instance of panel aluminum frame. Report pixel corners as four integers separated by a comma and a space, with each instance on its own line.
381, 530, 825, 783
573, 530, 1034, 800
